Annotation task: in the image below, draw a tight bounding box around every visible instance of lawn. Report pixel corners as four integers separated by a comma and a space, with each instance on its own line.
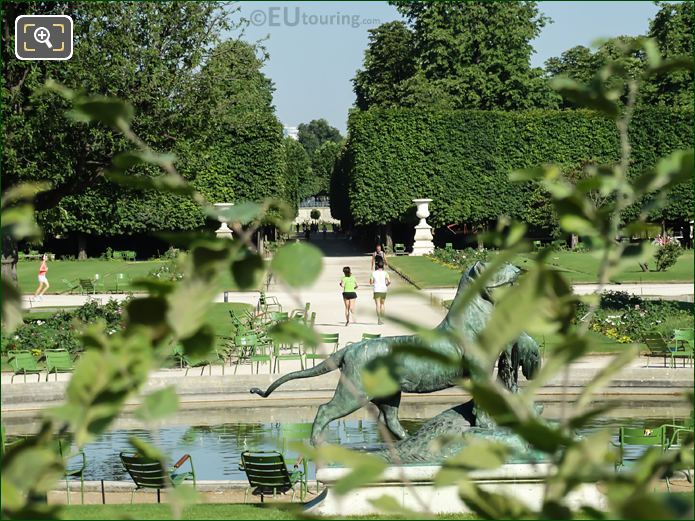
60, 504, 480, 520
390, 251, 694, 288
17, 259, 252, 294
389, 256, 461, 288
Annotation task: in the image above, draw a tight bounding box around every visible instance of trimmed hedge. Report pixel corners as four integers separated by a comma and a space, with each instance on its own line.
332, 107, 693, 227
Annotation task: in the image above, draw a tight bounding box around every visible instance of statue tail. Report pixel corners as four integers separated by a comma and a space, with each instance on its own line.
250, 347, 347, 398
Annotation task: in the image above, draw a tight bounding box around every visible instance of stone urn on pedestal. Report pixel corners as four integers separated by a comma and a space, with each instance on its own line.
214, 203, 234, 240
411, 198, 434, 256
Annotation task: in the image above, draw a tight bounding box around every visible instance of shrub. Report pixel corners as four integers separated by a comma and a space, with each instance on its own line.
654, 240, 682, 271
429, 246, 491, 270
310, 209, 321, 220
1, 298, 127, 355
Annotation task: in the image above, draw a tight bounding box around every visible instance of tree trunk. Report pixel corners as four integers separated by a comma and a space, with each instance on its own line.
570, 234, 578, 250
77, 233, 88, 260
384, 223, 393, 252
257, 229, 264, 256
2, 233, 18, 286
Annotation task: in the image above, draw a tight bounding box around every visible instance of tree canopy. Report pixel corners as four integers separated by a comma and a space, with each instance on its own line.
3, 2, 290, 251
353, 1, 558, 110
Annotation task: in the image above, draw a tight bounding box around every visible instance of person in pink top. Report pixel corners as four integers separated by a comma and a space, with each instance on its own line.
33, 254, 50, 301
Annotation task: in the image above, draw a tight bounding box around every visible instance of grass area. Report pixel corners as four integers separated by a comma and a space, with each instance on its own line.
390, 251, 694, 288
60, 504, 480, 520
17, 259, 252, 294
517, 250, 694, 284
389, 256, 461, 288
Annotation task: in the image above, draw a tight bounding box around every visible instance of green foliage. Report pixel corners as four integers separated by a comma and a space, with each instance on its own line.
355, 2, 558, 110
575, 292, 692, 343
297, 119, 342, 157
284, 137, 310, 205
310, 209, 321, 221
353, 21, 416, 110
3, 4, 290, 246
335, 106, 692, 228
654, 241, 683, 272
1, 299, 126, 355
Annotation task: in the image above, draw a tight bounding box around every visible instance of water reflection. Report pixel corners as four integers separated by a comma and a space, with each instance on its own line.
73, 416, 683, 481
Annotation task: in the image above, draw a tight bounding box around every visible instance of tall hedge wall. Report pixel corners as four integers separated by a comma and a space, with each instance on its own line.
332, 108, 693, 228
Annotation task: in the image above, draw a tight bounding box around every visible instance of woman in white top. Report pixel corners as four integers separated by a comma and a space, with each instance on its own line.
369, 257, 391, 325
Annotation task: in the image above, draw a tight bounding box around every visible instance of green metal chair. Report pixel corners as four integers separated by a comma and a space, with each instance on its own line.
278, 423, 314, 494
362, 333, 381, 341
62, 278, 79, 294
289, 303, 311, 323
78, 278, 97, 295
234, 334, 272, 374
7, 350, 42, 383
239, 450, 305, 503
257, 291, 282, 314
270, 311, 289, 324
120, 452, 196, 503
394, 243, 406, 256
273, 339, 304, 373
172, 344, 218, 376
671, 329, 694, 367
45, 349, 75, 381
643, 333, 674, 368
55, 438, 87, 505
616, 426, 672, 490
305, 333, 339, 367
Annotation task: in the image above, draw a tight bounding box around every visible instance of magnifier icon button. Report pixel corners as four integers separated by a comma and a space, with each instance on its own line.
34, 26, 52, 48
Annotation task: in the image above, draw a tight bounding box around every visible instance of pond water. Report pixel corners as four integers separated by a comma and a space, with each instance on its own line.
67, 414, 685, 481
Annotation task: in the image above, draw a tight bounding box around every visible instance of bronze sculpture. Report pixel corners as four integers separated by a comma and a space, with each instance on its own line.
251, 262, 541, 445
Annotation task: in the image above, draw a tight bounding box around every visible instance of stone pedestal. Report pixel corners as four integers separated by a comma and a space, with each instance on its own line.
411, 198, 434, 256
305, 464, 606, 516
214, 203, 234, 240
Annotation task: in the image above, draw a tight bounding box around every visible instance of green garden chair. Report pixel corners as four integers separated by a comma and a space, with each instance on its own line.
278, 423, 314, 494
7, 350, 42, 383
233, 334, 272, 374
671, 329, 694, 367
78, 278, 97, 295
362, 333, 381, 341
257, 291, 282, 315
270, 311, 289, 324
239, 450, 306, 503
305, 333, 339, 367
120, 452, 196, 503
289, 302, 311, 323
643, 333, 674, 368
616, 426, 673, 491
273, 339, 304, 373
55, 438, 87, 505
394, 243, 406, 256
172, 345, 218, 376
45, 349, 75, 381
62, 278, 79, 294
662, 422, 694, 483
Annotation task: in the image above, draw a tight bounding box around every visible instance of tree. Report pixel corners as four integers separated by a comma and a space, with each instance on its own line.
353, 21, 416, 110
297, 119, 342, 156
311, 141, 342, 197
642, 1, 693, 109
285, 137, 312, 203
353, 2, 559, 110
2, 2, 233, 273
544, 36, 645, 109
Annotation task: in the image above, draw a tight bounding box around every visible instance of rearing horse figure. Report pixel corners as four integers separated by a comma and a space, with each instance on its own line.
250, 262, 541, 445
